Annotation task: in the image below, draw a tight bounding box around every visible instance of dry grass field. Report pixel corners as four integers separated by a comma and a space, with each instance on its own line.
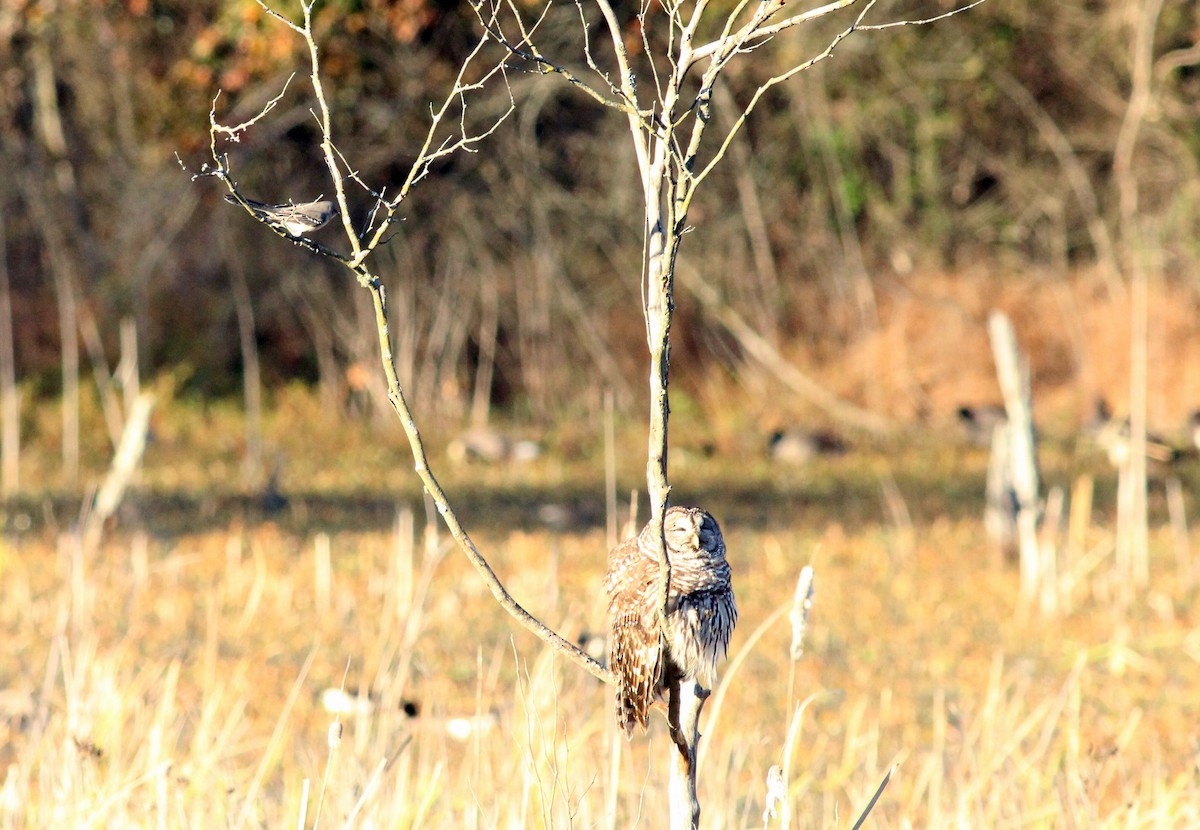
3, 395, 1200, 829
3, 272, 1200, 827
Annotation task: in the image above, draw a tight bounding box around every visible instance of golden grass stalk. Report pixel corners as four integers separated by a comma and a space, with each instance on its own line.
788, 565, 815, 662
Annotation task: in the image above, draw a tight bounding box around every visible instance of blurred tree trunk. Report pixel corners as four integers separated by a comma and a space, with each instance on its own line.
282, 276, 346, 417
52, 255, 81, 486
0, 212, 19, 498
470, 276, 498, 428
800, 64, 877, 332
228, 251, 264, 485
1112, 0, 1165, 593
26, 30, 82, 484
713, 83, 783, 347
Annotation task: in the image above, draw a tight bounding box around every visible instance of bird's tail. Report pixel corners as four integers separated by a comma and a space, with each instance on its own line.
224, 194, 270, 210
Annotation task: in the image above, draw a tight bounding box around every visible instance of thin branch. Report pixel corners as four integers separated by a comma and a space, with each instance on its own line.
637, 4, 670, 131
250, 0, 304, 34
474, 0, 640, 119
364, 274, 612, 682
1156, 42, 1200, 78
208, 79, 296, 139
294, 0, 360, 260
571, 0, 640, 115
694, 1, 876, 186
203, 77, 365, 259
688, 0, 859, 64
355, 9, 518, 263
858, 0, 989, 30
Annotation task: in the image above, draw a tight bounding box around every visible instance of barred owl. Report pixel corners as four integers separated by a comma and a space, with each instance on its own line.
604, 506, 737, 736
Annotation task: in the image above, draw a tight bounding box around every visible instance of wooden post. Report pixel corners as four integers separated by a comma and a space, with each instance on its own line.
987, 311, 1041, 606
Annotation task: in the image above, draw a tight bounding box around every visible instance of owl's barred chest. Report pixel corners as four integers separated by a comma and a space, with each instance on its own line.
630, 581, 733, 624
669, 586, 735, 625
665, 588, 737, 685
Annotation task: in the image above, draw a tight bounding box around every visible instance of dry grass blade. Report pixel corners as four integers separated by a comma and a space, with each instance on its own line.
311, 657, 353, 828
850, 763, 897, 830
342, 756, 389, 828
296, 778, 311, 830
236, 647, 318, 828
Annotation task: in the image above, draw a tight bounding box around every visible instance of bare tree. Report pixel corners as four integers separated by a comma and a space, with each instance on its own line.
483, 0, 986, 824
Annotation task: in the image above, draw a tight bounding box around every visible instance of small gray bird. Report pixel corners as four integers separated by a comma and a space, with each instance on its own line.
224, 194, 339, 236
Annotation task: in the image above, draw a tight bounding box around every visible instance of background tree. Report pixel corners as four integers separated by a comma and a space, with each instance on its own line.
2, 1, 1199, 439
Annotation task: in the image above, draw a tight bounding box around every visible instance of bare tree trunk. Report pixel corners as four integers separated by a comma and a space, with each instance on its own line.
1111, 0, 1163, 594
470, 276, 499, 428
117, 318, 140, 419
82, 392, 155, 554
20, 171, 128, 471
53, 262, 80, 487
229, 255, 264, 484
645, 167, 675, 586
28, 29, 81, 485
984, 420, 1015, 562
77, 311, 124, 447
0, 212, 18, 498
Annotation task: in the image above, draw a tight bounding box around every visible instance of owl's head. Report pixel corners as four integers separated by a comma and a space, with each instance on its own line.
660, 506, 725, 562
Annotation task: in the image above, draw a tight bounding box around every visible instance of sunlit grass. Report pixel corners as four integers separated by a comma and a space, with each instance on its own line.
2, 393, 1199, 826
4, 521, 1198, 826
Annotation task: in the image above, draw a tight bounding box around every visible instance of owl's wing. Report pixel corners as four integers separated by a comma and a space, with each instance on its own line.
609, 607, 663, 737
605, 534, 662, 736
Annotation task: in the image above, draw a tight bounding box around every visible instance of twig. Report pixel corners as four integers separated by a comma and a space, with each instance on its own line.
858, 0, 989, 30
